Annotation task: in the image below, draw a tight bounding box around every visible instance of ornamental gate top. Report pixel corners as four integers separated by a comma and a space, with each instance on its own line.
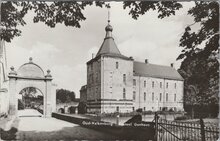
8, 57, 52, 80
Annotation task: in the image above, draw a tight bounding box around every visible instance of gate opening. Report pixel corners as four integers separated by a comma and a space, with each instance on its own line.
18, 87, 44, 117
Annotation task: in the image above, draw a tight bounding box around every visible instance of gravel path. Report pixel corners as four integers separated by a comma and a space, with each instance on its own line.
16, 110, 118, 140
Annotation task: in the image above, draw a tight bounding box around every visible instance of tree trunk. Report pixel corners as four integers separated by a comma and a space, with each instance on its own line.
191, 106, 194, 119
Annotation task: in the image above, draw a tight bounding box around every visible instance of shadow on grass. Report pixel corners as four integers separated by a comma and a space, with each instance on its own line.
0, 127, 18, 140
17, 126, 119, 140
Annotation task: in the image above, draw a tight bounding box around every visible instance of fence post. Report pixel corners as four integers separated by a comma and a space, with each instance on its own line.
154, 112, 159, 141
200, 118, 206, 141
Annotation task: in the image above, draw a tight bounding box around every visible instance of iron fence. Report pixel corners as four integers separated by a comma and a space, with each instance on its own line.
155, 114, 219, 141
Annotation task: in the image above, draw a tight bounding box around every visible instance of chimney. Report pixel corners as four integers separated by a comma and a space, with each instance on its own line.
129, 56, 134, 60
145, 59, 148, 64
171, 63, 174, 68
92, 53, 95, 59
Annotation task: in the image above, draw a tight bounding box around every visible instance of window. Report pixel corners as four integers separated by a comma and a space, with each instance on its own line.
144, 92, 146, 101
160, 93, 162, 102
175, 83, 177, 89
116, 62, 119, 69
166, 82, 168, 88
160, 82, 162, 88
116, 106, 119, 112
123, 88, 126, 99
152, 81, 154, 88
144, 81, 146, 88
123, 74, 126, 83
174, 94, 176, 102
133, 91, 136, 100
166, 93, 168, 101
152, 92, 154, 101
133, 79, 136, 86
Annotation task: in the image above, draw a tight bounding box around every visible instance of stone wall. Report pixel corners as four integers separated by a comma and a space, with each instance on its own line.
80, 85, 87, 103
0, 41, 9, 115
85, 56, 184, 114
133, 76, 184, 111
87, 58, 102, 113
101, 56, 134, 113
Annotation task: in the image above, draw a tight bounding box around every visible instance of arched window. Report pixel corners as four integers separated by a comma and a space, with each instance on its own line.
152, 81, 154, 88
144, 92, 146, 101
160, 93, 162, 101
144, 81, 146, 88
152, 92, 154, 101
116, 62, 119, 69
123, 74, 126, 83
174, 94, 176, 101
123, 88, 126, 99
133, 79, 136, 86
133, 91, 136, 100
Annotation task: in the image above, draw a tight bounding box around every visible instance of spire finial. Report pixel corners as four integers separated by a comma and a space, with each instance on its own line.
107, 4, 111, 24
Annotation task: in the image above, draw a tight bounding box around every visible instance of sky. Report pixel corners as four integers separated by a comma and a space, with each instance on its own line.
5, 2, 195, 98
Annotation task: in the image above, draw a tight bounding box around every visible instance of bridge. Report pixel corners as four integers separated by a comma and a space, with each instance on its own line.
56, 102, 79, 114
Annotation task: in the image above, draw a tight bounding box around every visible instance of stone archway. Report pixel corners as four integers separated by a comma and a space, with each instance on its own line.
8, 57, 56, 118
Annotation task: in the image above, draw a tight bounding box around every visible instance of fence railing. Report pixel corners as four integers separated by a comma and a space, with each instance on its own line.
155, 114, 219, 141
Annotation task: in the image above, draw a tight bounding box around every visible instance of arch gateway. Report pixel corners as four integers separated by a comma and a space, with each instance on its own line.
8, 57, 56, 117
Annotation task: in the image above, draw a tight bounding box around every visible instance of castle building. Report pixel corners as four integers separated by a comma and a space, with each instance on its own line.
0, 40, 9, 115
80, 21, 184, 114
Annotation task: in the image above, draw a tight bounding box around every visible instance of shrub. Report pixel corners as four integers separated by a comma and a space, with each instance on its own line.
174, 115, 188, 121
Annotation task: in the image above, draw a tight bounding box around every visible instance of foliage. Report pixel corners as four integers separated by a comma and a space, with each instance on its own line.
1, 1, 106, 42
18, 87, 43, 109
56, 88, 75, 103
19, 87, 37, 97
0, 127, 18, 140
123, 1, 219, 116
1, 1, 219, 115
123, 1, 182, 19
174, 115, 189, 121
177, 2, 219, 116
18, 99, 24, 110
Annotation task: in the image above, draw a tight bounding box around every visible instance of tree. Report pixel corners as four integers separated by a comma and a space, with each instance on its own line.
1, 1, 106, 42
19, 87, 37, 97
123, 1, 219, 116
56, 88, 76, 103
1, 1, 219, 116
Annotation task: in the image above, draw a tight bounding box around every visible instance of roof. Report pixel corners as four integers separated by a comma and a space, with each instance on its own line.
133, 61, 184, 80
95, 22, 129, 60
96, 37, 121, 56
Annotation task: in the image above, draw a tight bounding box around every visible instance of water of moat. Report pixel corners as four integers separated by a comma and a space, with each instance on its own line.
101, 114, 181, 125
70, 114, 182, 125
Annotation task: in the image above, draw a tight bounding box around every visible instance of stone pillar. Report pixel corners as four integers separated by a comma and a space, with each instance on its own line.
51, 83, 57, 112
8, 66, 17, 116
45, 70, 53, 118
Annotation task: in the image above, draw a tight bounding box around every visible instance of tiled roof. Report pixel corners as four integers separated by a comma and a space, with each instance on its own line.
96, 37, 121, 57
96, 23, 128, 60
133, 61, 184, 80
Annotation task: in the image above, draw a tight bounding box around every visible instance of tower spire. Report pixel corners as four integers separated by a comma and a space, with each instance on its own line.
107, 5, 110, 24
105, 5, 113, 38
